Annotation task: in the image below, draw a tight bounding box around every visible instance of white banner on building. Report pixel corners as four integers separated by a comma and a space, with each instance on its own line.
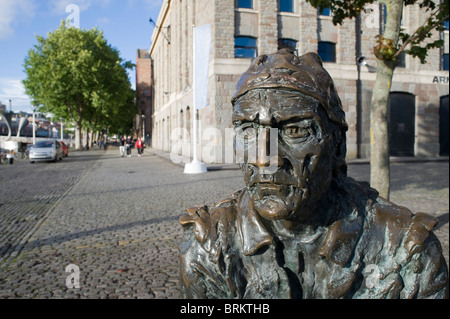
194, 24, 211, 110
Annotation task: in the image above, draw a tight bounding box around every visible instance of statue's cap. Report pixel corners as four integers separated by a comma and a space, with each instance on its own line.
231, 49, 348, 130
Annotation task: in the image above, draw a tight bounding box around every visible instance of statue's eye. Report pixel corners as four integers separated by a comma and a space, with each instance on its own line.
284, 126, 308, 138
282, 120, 315, 141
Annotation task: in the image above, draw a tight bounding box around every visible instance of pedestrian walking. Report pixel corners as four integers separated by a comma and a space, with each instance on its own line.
98, 140, 102, 150
136, 137, 143, 157
119, 137, 125, 157
126, 136, 132, 157
6, 150, 14, 164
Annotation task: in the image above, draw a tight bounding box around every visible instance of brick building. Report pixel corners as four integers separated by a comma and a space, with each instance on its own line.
147, 0, 449, 161
135, 49, 152, 145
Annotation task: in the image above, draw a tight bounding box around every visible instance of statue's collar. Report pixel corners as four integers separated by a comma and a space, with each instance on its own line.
236, 189, 274, 256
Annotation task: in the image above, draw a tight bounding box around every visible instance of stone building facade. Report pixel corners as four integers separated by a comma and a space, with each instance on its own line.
148, 0, 449, 162
135, 49, 153, 144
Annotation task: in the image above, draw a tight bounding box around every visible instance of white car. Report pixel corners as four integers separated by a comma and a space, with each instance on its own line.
30, 140, 64, 163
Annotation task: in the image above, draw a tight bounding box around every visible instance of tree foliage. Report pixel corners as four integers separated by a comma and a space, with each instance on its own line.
309, 0, 449, 63
306, 0, 449, 199
23, 21, 136, 148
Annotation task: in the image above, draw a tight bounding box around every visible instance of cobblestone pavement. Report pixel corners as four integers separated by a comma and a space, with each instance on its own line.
0, 148, 245, 299
0, 153, 90, 265
0, 148, 448, 299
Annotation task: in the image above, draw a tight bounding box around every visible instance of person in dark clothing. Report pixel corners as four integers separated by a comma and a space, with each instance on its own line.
126, 136, 132, 157
119, 137, 125, 157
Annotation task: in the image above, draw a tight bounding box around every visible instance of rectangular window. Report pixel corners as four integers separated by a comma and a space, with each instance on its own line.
318, 7, 331, 16
318, 42, 336, 62
396, 51, 406, 68
279, 0, 294, 13
235, 36, 257, 58
443, 53, 449, 71
278, 39, 297, 53
237, 0, 252, 9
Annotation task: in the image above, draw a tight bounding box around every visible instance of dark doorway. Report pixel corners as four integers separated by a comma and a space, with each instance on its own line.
440, 95, 449, 156
389, 92, 415, 156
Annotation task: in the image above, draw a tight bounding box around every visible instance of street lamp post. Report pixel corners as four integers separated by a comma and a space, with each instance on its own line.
32, 108, 36, 145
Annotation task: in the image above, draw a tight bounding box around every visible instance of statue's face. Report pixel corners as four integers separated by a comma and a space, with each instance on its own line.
233, 89, 335, 222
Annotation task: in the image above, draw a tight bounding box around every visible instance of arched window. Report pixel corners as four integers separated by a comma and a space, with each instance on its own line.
180, 109, 184, 129
186, 106, 191, 135
235, 36, 257, 58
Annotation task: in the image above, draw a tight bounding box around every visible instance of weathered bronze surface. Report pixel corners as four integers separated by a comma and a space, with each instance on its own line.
179, 49, 449, 299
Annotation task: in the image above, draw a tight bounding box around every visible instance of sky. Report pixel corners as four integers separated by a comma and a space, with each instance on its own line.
0, 0, 164, 113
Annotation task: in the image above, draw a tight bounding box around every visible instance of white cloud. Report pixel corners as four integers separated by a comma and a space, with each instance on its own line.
0, 78, 32, 113
0, 0, 37, 39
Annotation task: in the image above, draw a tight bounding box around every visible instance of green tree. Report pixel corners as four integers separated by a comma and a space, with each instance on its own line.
23, 21, 136, 149
307, 0, 449, 198
106, 88, 137, 136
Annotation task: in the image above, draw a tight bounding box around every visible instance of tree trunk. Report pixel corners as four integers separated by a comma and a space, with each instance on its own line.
370, 0, 403, 199
75, 122, 82, 150
370, 60, 393, 199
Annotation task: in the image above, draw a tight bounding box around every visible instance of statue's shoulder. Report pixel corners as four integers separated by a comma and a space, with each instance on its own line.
179, 189, 241, 246
335, 177, 439, 259
366, 196, 439, 261
356, 197, 448, 298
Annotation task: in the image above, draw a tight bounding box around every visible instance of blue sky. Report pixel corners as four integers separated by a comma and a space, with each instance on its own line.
0, 0, 164, 113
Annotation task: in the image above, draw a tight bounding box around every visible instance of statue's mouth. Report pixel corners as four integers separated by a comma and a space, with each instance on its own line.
253, 183, 291, 197
249, 182, 301, 203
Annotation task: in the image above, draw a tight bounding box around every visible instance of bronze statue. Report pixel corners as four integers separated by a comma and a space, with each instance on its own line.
179, 49, 449, 299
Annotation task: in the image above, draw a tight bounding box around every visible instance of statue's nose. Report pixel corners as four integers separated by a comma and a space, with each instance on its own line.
248, 127, 282, 169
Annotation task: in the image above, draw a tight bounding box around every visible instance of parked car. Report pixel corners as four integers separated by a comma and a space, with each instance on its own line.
60, 141, 69, 157
29, 140, 64, 163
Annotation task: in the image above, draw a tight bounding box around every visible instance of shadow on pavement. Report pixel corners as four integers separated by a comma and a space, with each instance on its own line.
1, 214, 181, 257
